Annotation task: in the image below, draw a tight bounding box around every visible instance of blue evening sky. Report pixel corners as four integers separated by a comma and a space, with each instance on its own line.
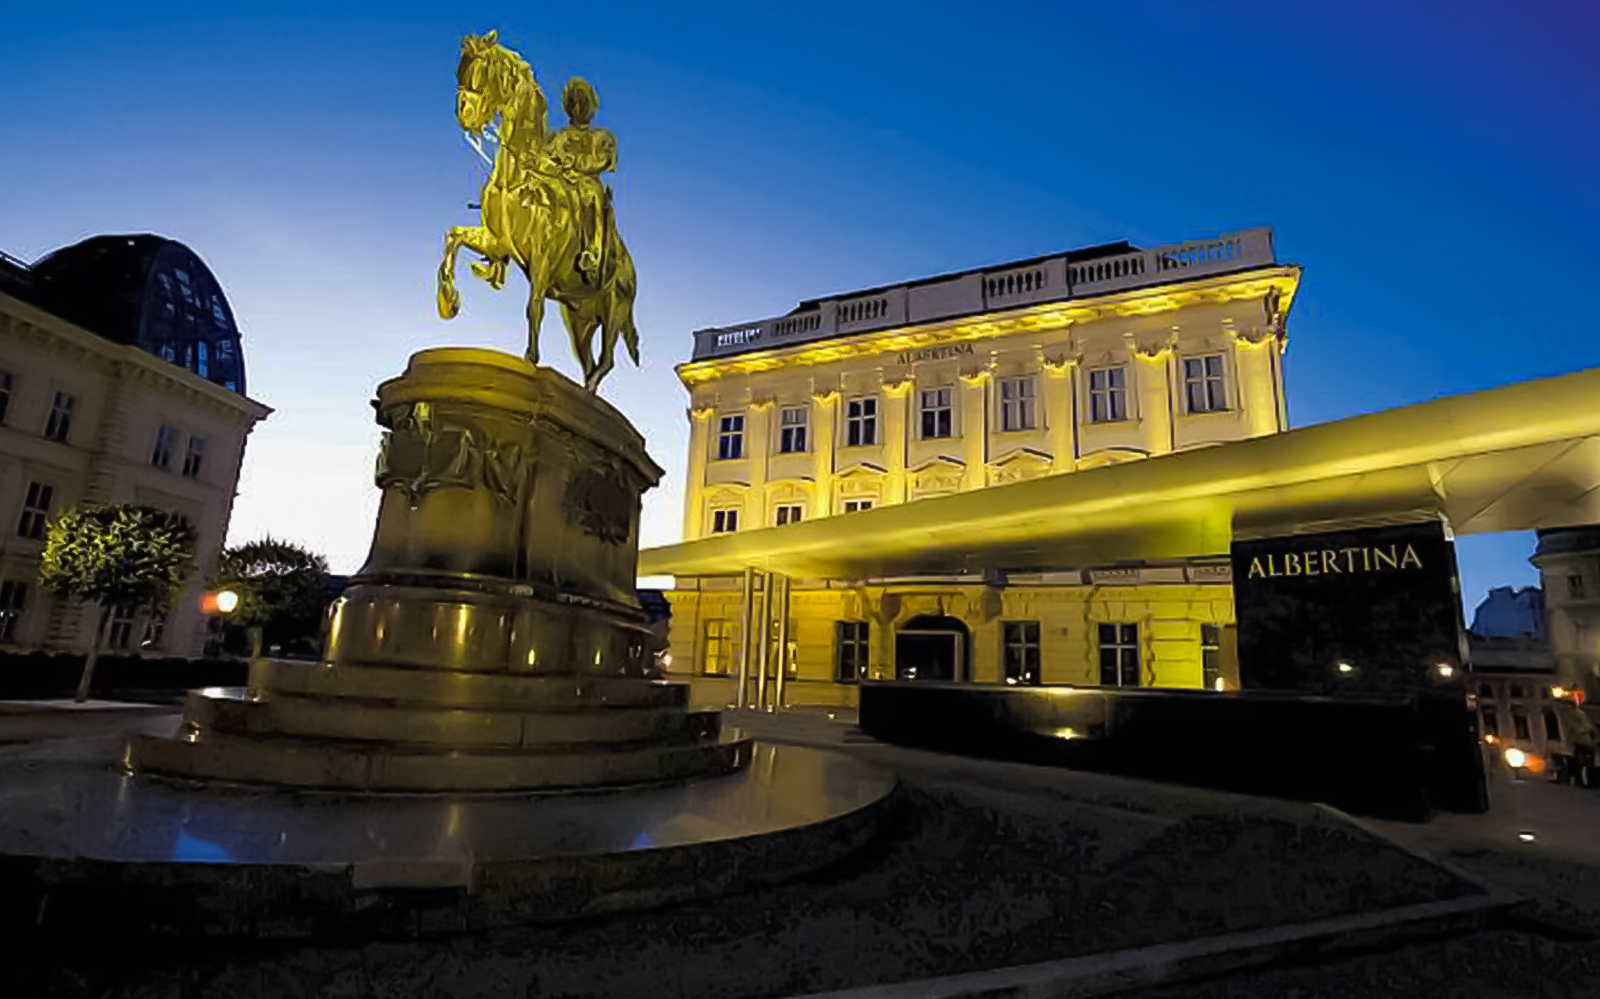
3, 1, 1596, 615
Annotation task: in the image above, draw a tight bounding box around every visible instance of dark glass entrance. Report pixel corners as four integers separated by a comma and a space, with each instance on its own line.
895, 615, 969, 682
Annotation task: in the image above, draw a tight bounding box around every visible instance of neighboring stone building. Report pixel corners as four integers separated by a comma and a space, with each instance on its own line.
0, 236, 270, 658
663, 227, 1298, 707
1532, 526, 1600, 695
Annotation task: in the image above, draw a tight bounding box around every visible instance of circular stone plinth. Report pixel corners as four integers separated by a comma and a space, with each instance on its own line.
0, 719, 897, 938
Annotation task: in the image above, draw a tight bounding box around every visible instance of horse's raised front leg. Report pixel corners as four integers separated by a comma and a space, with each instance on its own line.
437, 225, 501, 319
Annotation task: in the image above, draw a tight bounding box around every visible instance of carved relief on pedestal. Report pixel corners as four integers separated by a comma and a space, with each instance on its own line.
563, 463, 634, 546
376, 401, 527, 506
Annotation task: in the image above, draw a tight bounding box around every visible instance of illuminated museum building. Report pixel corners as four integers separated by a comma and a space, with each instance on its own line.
0, 236, 270, 658
663, 227, 1298, 706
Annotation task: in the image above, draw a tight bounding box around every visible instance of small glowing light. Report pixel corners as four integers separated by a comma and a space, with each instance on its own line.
1505, 747, 1528, 769
1213, 678, 1225, 691
214, 589, 239, 614
659, 651, 673, 668
1337, 662, 1354, 674
1551, 686, 1567, 699
1437, 664, 1454, 678
1485, 734, 1498, 744
1047, 726, 1081, 740
1518, 832, 1537, 843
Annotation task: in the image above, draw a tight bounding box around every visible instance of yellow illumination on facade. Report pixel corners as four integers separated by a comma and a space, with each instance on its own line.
662, 236, 1304, 708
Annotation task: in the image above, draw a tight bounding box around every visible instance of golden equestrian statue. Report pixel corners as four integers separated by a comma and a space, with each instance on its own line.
437, 30, 640, 392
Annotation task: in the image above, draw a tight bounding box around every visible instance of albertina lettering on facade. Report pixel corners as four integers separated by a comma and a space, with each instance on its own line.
1247, 544, 1424, 580
896, 343, 974, 365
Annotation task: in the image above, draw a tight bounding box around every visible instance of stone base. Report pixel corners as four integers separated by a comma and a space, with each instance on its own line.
131, 352, 739, 793
3, 723, 898, 937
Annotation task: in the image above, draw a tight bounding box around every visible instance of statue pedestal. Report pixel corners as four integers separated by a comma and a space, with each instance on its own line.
131, 349, 750, 791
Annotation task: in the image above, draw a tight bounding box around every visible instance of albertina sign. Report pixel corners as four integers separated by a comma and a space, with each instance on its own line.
1231, 521, 1466, 694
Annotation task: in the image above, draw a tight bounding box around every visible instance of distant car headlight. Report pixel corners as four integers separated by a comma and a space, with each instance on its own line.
1505, 747, 1528, 769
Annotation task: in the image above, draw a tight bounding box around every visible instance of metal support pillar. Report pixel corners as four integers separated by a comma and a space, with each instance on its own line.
735, 566, 754, 709
773, 574, 791, 711
755, 572, 774, 711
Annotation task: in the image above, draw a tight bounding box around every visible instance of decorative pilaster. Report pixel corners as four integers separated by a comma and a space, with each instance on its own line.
1228, 329, 1283, 438
810, 390, 839, 520
683, 406, 714, 540
1129, 338, 1174, 458
1042, 354, 1077, 473
746, 399, 774, 529
882, 379, 913, 505
959, 368, 991, 490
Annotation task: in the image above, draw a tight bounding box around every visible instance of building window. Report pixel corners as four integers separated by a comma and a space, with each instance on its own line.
835, 620, 869, 683
1510, 683, 1526, 699
181, 436, 206, 478
1183, 355, 1228, 413
845, 397, 878, 447
1481, 708, 1500, 738
1002, 621, 1041, 685
17, 482, 52, 540
999, 376, 1036, 431
1088, 367, 1127, 423
151, 426, 179, 469
920, 387, 953, 439
778, 406, 808, 453
701, 620, 735, 675
710, 508, 739, 534
107, 605, 138, 651
1478, 683, 1494, 700
1098, 622, 1140, 687
0, 580, 26, 643
1569, 574, 1586, 600
1544, 709, 1562, 742
775, 504, 803, 526
1513, 713, 1531, 741
843, 499, 873, 513
716, 415, 744, 460
44, 391, 74, 443
1201, 623, 1223, 690
0, 370, 12, 424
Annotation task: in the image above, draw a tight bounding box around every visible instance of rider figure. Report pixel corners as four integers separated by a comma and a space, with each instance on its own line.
543, 78, 615, 283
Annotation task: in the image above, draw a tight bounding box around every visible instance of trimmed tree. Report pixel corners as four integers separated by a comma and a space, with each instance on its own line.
37, 504, 199, 702
212, 538, 330, 660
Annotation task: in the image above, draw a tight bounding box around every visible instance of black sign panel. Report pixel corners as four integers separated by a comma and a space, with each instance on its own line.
1231, 521, 1466, 694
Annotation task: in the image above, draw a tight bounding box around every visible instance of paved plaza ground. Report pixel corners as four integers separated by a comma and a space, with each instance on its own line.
3, 700, 1598, 998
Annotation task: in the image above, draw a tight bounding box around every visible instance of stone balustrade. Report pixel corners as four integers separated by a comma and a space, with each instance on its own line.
691, 227, 1275, 361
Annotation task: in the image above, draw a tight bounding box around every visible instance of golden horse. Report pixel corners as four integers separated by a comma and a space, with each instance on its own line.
437, 31, 640, 392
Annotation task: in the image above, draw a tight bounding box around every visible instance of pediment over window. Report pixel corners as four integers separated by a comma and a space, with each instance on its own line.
704, 483, 749, 506
1076, 447, 1148, 471
987, 447, 1054, 486
835, 462, 887, 480
909, 455, 966, 495
767, 477, 815, 504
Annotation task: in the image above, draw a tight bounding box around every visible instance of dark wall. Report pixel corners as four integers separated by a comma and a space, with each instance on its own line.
0, 652, 246, 702
1231, 521, 1467, 695
859, 682, 1488, 821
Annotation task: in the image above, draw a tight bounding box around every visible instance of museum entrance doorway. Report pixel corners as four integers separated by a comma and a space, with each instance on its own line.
895, 615, 969, 682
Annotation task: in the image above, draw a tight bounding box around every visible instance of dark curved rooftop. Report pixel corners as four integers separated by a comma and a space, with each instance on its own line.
2, 234, 246, 395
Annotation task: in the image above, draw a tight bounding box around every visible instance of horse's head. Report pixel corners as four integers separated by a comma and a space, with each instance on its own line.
456, 30, 507, 135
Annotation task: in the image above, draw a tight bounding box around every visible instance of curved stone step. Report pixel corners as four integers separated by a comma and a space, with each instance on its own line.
250, 659, 690, 712
183, 687, 721, 750
128, 726, 753, 792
